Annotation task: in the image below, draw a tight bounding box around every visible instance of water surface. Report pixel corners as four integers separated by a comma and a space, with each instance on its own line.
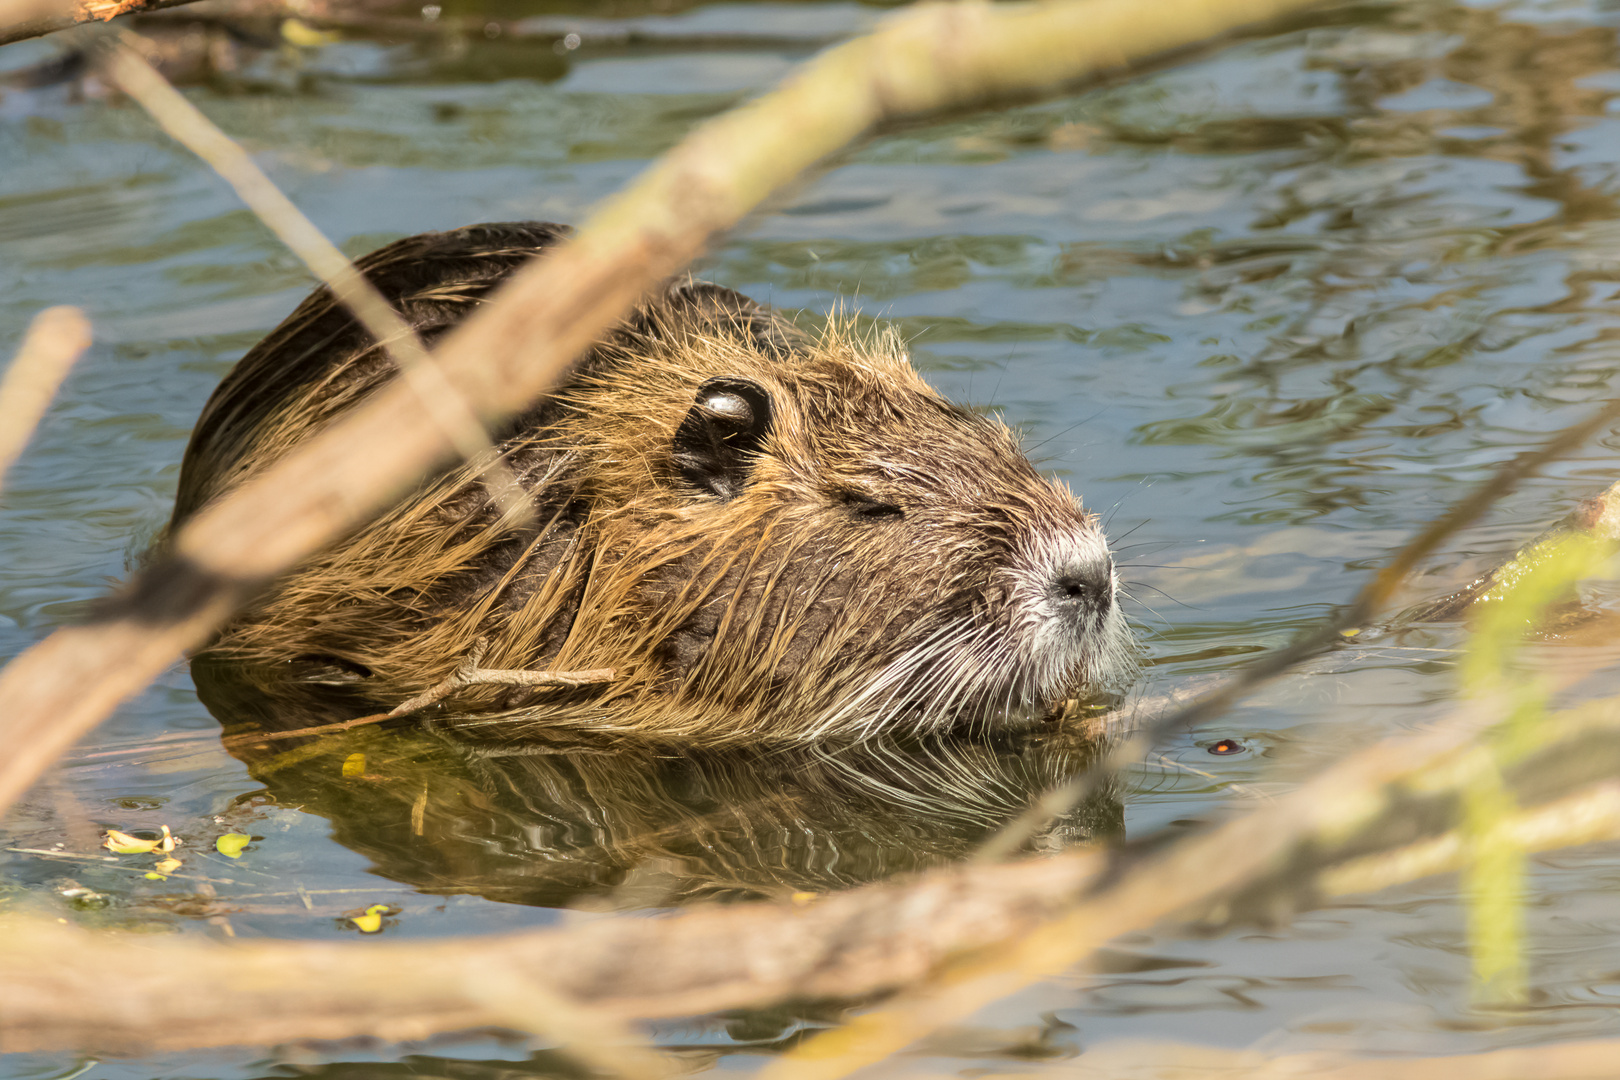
7, 0, 1620, 1073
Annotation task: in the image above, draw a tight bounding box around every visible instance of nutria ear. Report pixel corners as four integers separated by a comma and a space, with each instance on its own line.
672, 376, 774, 500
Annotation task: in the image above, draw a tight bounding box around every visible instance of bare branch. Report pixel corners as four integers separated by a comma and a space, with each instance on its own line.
1321, 781, 1620, 898
0, 848, 1112, 1054
1077, 1037, 1620, 1079
101, 34, 524, 518
0, 307, 90, 501
7, 697, 1620, 1056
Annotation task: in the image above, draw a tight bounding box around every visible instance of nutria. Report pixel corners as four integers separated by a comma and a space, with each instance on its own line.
171, 221, 1136, 744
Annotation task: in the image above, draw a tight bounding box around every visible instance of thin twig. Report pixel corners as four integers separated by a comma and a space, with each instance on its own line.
977, 391, 1620, 864
386, 641, 614, 717
0, 307, 91, 500
1320, 781, 1620, 898
215, 644, 616, 748
1075, 1037, 1620, 1079
217, 710, 396, 749
100, 32, 527, 521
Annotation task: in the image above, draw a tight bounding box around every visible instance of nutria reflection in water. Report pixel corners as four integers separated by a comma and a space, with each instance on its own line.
202, 666, 1121, 907
169, 221, 1136, 745
176, 221, 1135, 902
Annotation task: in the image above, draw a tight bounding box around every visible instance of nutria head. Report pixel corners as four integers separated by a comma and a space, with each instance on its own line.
521, 325, 1136, 740
177, 222, 1136, 744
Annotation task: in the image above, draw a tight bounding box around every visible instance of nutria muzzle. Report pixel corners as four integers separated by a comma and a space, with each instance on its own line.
170, 221, 1138, 744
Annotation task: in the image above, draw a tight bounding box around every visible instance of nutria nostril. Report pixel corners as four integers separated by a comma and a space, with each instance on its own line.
169, 220, 1138, 743
1051, 559, 1113, 614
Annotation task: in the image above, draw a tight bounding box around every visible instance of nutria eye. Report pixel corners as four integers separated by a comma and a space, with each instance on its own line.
672, 376, 775, 501
840, 490, 903, 520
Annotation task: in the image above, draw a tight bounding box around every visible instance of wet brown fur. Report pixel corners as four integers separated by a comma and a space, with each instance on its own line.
172, 222, 1133, 744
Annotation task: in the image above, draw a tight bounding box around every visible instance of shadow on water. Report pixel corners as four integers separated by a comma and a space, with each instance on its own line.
195, 657, 1122, 909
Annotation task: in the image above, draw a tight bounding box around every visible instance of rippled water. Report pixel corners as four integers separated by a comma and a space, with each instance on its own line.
8, 0, 1620, 1074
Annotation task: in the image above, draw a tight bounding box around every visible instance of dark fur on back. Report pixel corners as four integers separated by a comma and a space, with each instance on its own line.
175, 222, 1135, 744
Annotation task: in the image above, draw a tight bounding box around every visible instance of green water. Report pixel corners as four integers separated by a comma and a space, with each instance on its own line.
8, 0, 1620, 1074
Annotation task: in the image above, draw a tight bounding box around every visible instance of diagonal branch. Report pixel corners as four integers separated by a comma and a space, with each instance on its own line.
0, 307, 91, 500
9, 685, 1620, 1055
0, 0, 1334, 817
101, 32, 524, 517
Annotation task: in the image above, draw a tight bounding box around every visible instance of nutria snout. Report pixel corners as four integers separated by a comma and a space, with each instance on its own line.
171, 221, 1137, 743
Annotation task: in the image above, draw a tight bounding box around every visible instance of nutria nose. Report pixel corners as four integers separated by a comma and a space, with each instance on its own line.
1049, 558, 1113, 616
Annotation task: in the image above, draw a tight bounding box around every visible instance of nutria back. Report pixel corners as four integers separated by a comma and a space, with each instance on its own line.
174, 221, 1136, 744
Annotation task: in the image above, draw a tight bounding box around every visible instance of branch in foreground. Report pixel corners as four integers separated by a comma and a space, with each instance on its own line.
750, 695, 1574, 1080
976, 392, 1620, 864
101, 34, 522, 515
0, 307, 91, 500
1074, 1036, 1620, 1080
0, 0, 1333, 816
0, 848, 1111, 1053
1320, 781, 1620, 899
10, 687, 1620, 1056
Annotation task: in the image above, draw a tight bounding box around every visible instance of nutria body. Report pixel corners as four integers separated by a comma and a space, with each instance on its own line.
173, 221, 1135, 744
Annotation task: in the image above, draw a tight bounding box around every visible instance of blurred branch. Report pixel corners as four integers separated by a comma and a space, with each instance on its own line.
12, 688, 1620, 1055
978, 399, 1620, 864
0, 307, 91, 500
753, 691, 1620, 1080
0, 848, 1112, 1053
461, 967, 677, 1080
1321, 781, 1620, 898
101, 33, 523, 515
0, 0, 1335, 815
1075, 1037, 1620, 1079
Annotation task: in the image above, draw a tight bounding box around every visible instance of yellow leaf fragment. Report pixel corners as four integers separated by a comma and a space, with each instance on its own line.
281, 17, 341, 47
104, 829, 157, 854
341, 753, 366, 778
155, 856, 182, 874
349, 903, 392, 933
216, 833, 252, 859
790, 891, 818, 906
157, 824, 177, 853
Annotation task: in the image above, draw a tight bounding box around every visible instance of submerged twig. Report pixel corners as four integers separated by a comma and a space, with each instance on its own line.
0, 307, 91, 501
213, 644, 616, 748
1406, 477, 1620, 622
